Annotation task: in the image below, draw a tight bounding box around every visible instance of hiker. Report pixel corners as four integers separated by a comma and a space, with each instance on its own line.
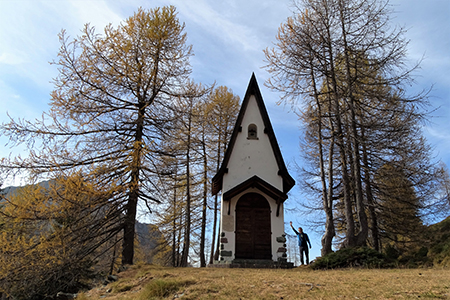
290, 221, 312, 265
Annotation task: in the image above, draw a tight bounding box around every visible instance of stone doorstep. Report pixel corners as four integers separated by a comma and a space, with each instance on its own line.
209, 259, 294, 269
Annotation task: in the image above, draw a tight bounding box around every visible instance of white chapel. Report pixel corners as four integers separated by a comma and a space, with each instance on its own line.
212, 73, 295, 266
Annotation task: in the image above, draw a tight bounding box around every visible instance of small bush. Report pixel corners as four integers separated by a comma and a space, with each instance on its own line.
311, 247, 392, 270
384, 245, 400, 260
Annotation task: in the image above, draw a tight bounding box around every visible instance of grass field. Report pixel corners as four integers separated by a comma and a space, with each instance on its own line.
77, 264, 450, 300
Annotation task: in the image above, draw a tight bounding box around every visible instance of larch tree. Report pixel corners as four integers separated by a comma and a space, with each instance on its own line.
1, 6, 193, 266
151, 153, 185, 267
0, 174, 121, 299
205, 86, 240, 263
175, 81, 208, 267
198, 96, 210, 268
264, 0, 443, 253
374, 163, 424, 252
196, 92, 214, 268
196, 86, 240, 266
152, 85, 239, 267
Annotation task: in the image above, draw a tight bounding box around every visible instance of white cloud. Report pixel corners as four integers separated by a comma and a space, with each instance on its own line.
171, 0, 260, 52
0, 0, 125, 90
68, 0, 124, 29
0, 52, 26, 65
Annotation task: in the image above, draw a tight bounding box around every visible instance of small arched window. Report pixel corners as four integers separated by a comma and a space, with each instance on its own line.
247, 124, 258, 140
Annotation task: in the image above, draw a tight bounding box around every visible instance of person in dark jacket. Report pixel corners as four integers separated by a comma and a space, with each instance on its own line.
290, 221, 312, 265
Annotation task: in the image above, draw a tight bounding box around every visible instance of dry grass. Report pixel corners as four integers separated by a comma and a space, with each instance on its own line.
77, 264, 450, 299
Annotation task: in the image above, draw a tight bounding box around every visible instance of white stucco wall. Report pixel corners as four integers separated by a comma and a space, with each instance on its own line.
219, 188, 285, 262
222, 95, 283, 194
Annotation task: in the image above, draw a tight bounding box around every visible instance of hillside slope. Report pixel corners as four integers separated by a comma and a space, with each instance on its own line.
77, 264, 450, 300
427, 216, 450, 267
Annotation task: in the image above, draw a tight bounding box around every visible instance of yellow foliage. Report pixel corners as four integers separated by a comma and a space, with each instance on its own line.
0, 173, 122, 299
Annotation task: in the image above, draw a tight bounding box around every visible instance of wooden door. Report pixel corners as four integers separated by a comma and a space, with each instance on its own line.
235, 193, 272, 260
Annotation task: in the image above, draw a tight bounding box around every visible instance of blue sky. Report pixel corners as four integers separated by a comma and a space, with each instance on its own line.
1, 0, 449, 261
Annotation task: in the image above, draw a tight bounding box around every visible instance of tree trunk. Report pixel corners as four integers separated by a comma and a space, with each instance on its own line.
323, 88, 336, 255
338, 0, 368, 246
209, 194, 219, 264
323, 133, 336, 255
200, 133, 208, 267
180, 107, 192, 267
177, 214, 182, 267
122, 103, 145, 265
210, 126, 222, 264
172, 183, 177, 267
350, 102, 368, 246
327, 45, 355, 247
361, 123, 379, 250
122, 196, 137, 265
310, 63, 335, 256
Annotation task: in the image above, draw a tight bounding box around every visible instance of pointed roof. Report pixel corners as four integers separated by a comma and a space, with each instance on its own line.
211, 73, 295, 196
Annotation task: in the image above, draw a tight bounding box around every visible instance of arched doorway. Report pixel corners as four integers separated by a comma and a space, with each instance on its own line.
235, 193, 272, 260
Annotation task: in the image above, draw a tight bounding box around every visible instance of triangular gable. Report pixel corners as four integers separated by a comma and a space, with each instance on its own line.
211, 73, 295, 196
222, 175, 287, 202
